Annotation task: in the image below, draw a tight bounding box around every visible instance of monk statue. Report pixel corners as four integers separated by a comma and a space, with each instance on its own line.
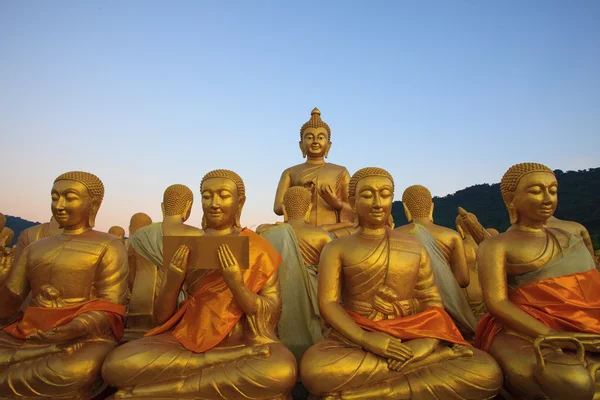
300, 167, 503, 399
0, 171, 128, 399
546, 215, 597, 264
261, 186, 330, 363
124, 212, 155, 341
455, 209, 486, 320
274, 107, 353, 227
475, 162, 600, 400
395, 185, 477, 334
109, 225, 126, 244
102, 169, 297, 399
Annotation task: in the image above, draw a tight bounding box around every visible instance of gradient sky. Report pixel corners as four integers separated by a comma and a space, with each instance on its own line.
1, 1, 599, 233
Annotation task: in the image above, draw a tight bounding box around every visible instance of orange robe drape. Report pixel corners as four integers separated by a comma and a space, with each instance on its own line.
349, 306, 470, 346
146, 229, 281, 353
475, 269, 600, 352
3, 299, 126, 341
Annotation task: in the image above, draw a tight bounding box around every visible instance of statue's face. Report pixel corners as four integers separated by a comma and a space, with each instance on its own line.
51, 180, 94, 229
201, 177, 240, 229
353, 176, 394, 229
301, 127, 329, 157
511, 172, 558, 224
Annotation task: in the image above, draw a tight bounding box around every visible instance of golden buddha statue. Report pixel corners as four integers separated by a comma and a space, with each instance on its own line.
300, 167, 502, 399
455, 209, 486, 320
0, 227, 14, 248
109, 225, 126, 242
124, 212, 155, 341
261, 186, 330, 363
546, 215, 597, 264
395, 185, 477, 333
0, 171, 128, 399
274, 108, 353, 227
102, 169, 297, 399
475, 162, 600, 400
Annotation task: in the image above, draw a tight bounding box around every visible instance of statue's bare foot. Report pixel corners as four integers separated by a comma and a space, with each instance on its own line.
113, 388, 134, 399
451, 344, 474, 358
60, 341, 84, 355
194, 343, 271, 369
250, 343, 270, 357
322, 393, 342, 399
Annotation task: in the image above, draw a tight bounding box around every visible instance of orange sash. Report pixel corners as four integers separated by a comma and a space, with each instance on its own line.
3, 299, 126, 341
146, 229, 281, 353
475, 269, 600, 352
349, 306, 470, 346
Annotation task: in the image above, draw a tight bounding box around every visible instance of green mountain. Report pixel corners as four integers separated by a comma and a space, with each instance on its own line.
391, 167, 600, 251
4, 168, 599, 250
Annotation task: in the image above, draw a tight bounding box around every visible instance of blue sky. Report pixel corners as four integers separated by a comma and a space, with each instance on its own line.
1, 1, 599, 231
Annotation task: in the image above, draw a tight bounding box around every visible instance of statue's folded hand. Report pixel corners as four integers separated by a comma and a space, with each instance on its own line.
362, 331, 413, 362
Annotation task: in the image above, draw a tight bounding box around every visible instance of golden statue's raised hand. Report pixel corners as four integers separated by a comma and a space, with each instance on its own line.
319, 183, 342, 210
166, 244, 189, 285
218, 244, 244, 288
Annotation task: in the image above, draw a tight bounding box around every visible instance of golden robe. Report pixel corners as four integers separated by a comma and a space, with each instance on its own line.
0, 231, 128, 399
101, 229, 297, 399
300, 233, 503, 399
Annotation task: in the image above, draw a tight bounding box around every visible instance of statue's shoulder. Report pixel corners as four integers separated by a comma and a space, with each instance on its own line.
388, 230, 424, 255
324, 162, 349, 173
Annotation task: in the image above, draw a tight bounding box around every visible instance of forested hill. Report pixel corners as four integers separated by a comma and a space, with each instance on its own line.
3, 168, 599, 249
391, 167, 600, 250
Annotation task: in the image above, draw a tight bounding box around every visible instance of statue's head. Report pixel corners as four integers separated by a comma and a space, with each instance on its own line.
52, 171, 104, 229
108, 225, 126, 239
500, 162, 556, 225
0, 212, 5, 232
349, 167, 394, 229
161, 184, 193, 222
282, 186, 312, 222
129, 212, 152, 236
0, 227, 14, 247
200, 169, 246, 230
402, 185, 433, 223
299, 108, 331, 159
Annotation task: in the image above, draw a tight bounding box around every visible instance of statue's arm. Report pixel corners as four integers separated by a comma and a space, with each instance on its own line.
94, 240, 129, 304
318, 243, 365, 346
413, 248, 444, 311
0, 246, 30, 318
450, 233, 470, 288
273, 169, 292, 216
478, 239, 554, 338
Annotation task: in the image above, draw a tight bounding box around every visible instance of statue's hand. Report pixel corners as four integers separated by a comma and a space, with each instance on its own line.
362, 331, 413, 362
319, 184, 342, 210
218, 244, 244, 289
26, 319, 88, 343
166, 245, 190, 286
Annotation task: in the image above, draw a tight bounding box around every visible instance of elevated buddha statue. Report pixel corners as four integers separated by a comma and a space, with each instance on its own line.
109, 225, 126, 243
300, 167, 502, 399
455, 209, 486, 320
395, 185, 477, 334
124, 212, 155, 341
0, 171, 128, 399
102, 169, 297, 399
546, 215, 597, 265
274, 108, 353, 227
261, 186, 330, 363
475, 162, 600, 400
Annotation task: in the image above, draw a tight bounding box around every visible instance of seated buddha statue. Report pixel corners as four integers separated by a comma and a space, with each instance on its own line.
300, 167, 502, 399
123, 212, 155, 341
455, 209, 486, 320
109, 225, 126, 244
546, 215, 597, 265
274, 108, 353, 227
395, 185, 477, 334
0, 171, 128, 399
102, 169, 297, 399
475, 162, 600, 400
261, 186, 331, 363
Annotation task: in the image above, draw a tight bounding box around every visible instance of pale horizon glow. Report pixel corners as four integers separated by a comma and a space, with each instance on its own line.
1, 1, 599, 233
